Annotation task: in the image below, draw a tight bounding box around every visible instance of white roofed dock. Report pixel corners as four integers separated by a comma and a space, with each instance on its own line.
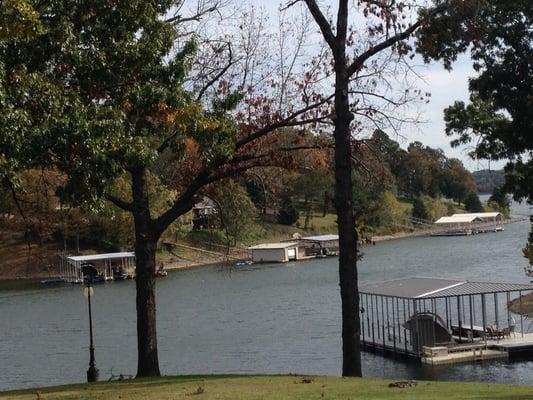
60, 252, 136, 283
358, 277, 533, 365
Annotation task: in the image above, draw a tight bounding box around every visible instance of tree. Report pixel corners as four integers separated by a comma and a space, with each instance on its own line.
524, 223, 533, 265
0, 1, 329, 377
295, 0, 451, 377
464, 192, 483, 212
292, 171, 333, 228
417, 0, 533, 202
212, 181, 258, 247
397, 142, 446, 199
412, 197, 429, 221
277, 196, 299, 225
489, 186, 510, 212
375, 191, 409, 230
440, 158, 477, 204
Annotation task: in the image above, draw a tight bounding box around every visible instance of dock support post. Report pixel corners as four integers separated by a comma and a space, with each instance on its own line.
371, 295, 376, 347
403, 299, 408, 354
469, 295, 474, 343
391, 297, 396, 352
396, 298, 401, 345
494, 293, 499, 343
413, 300, 420, 357
518, 290, 524, 338
386, 297, 391, 344
481, 294, 487, 348
361, 295, 365, 345
381, 296, 386, 349
506, 292, 511, 332
457, 296, 462, 341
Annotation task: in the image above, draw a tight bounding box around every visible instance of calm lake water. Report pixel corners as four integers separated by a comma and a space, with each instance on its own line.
0, 200, 531, 391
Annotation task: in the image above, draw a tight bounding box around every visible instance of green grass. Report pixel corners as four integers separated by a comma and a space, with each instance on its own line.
2, 375, 533, 400
296, 212, 338, 233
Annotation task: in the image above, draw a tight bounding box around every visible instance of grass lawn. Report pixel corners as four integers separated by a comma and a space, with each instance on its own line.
2, 375, 533, 400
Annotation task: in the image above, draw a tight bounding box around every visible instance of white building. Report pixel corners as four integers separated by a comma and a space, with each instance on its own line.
434, 215, 483, 236
452, 212, 504, 223
248, 242, 302, 263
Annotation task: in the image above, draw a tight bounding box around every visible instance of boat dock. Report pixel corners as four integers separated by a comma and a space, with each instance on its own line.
359, 277, 533, 365
59, 252, 136, 283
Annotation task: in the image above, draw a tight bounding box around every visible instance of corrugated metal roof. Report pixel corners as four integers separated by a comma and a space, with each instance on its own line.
360, 277, 533, 299
301, 234, 339, 242
428, 281, 533, 298
67, 252, 135, 262
360, 277, 464, 298
248, 242, 299, 250
452, 212, 503, 218
435, 215, 482, 224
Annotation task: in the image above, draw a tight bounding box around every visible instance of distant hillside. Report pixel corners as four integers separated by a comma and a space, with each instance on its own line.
472, 169, 505, 194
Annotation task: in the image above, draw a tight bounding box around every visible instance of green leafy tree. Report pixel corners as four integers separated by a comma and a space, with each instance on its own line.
440, 158, 477, 204
397, 142, 446, 199
489, 186, 510, 212
212, 181, 258, 247
464, 192, 483, 212
412, 197, 429, 221
292, 171, 333, 228
0, 1, 320, 377
277, 197, 299, 225
524, 224, 533, 265
375, 191, 410, 230
418, 0, 533, 202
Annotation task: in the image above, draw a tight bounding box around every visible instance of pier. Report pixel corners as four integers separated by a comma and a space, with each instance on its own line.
59, 252, 136, 283
359, 277, 533, 365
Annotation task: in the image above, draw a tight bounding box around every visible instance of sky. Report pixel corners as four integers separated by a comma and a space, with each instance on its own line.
238, 0, 505, 172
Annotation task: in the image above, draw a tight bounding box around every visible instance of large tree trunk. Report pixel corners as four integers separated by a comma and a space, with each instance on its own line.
131, 168, 161, 377
334, 59, 362, 376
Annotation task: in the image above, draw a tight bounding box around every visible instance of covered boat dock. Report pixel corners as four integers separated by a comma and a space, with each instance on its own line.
60, 252, 136, 283
359, 277, 533, 364
299, 234, 339, 256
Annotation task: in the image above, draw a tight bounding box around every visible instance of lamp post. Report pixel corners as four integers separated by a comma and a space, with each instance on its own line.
82, 265, 99, 382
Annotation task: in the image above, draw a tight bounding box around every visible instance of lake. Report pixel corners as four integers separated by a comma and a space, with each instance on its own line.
0, 200, 531, 391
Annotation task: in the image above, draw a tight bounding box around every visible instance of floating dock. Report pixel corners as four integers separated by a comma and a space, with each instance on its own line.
359, 277, 533, 365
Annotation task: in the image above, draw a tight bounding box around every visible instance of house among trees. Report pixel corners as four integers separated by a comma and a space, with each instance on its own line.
192, 197, 218, 230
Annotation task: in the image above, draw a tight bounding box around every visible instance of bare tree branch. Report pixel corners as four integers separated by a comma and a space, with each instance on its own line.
235, 94, 334, 149
196, 41, 234, 101
106, 194, 133, 212
303, 0, 336, 50
347, 3, 447, 77
165, 1, 220, 25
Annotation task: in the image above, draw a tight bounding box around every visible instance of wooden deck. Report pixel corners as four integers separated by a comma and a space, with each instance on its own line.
361, 332, 533, 365
422, 348, 507, 365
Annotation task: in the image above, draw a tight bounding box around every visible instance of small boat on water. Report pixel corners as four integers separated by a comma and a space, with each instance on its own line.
235, 260, 253, 266
40, 278, 66, 286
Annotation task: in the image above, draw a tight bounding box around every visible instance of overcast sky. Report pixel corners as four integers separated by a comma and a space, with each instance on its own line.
238, 0, 505, 172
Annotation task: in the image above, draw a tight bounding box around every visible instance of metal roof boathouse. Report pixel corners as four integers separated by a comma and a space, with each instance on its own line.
359, 277, 533, 365
60, 252, 136, 283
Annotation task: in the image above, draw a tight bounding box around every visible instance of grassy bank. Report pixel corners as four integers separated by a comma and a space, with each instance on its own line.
2, 375, 533, 400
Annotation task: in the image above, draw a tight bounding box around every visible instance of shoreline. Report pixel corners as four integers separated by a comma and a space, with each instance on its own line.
0, 217, 526, 282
